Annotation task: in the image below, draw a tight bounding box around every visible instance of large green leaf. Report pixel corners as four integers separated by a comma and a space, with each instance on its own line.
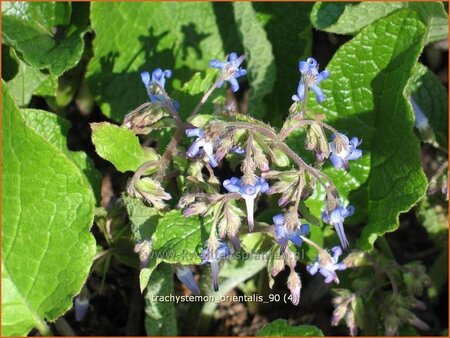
5, 53, 57, 107
256, 319, 323, 337
21, 109, 101, 203
151, 210, 208, 265
253, 3, 313, 125
407, 63, 448, 147
124, 195, 160, 241
87, 2, 234, 121
2, 2, 87, 76
91, 122, 159, 173
136, 210, 209, 292
291, 9, 428, 250
144, 263, 177, 336
1, 84, 96, 336
310, 2, 447, 44
233, 2, 276, 120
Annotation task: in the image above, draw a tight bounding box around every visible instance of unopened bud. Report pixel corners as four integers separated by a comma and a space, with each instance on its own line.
287, 270, 301, 305
284, 249, 297, 270
134, 239, 152, 268
183, 202, 208, 217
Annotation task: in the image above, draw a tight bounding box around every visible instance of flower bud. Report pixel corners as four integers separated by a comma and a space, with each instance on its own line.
134, 177, 171, 209
134, 239, 152, 268
284, 249, 297, 270
183, 202, 208, 217
271, 256, 285, 278
287, 270, 301, 305
123, 102, 170, 134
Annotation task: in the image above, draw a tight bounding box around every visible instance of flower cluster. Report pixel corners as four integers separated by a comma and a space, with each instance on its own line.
132, 53, 363, 303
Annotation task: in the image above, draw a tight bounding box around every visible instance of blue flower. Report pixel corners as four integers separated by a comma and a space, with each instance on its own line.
273, 214, 310, 254
74, 296, 89, 322
329, 133, 362, 170
200, 241, 231, 291
175, 265, 200, 295
292, 57, 330, 104
409, 96, 430, 134
141, 68, 172, 102
321, 205, 354, 249
230, 145, 246, 155
210, 52, 247, 92
307, 246, 346, 284
186, 128, 218, 167
223, 177, 269, 231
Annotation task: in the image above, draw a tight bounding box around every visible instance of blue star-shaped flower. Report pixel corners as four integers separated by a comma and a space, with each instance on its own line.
292, 57, 330, 104
210, 52, 247, 92
185, 128, 218, 167
307, 246, 346, 284
141, 68, 172, 102
273, 214, 310, 254
223, 176, 269, 231
322, 205, 354, 249
329, 133, 362, 170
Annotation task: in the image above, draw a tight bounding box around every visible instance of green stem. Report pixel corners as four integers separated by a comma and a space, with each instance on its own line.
376, 237, 396, 261
191, 78, 222, 116
35, 319, 53, 336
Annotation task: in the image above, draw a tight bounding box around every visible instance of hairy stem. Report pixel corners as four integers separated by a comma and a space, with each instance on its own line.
154, 83, 183, 128
222, 121, 339, 204
191, 78, 222, 116
275, 142, 339, 206
154, 129, 183, 181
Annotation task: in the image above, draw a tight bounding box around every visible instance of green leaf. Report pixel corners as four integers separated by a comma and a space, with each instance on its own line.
123, 195, 160, 241
151, 210, 208, 265
2, 2, 87, 76
296, 9, 428, 250
407, 63, 448, 147
20, 109, 101, 203
310, 2, 404, 35
253, 3, 313, 125
87, 2, 233, 121
139, 259, 162, 294
2, 45, 19, 81
310, 2, 447, 44
5, 52, 57, 107
91, 122, 159, 173
234, 2, 276, 120
256, 319, 324, 337
144, 263, 177, 336
2, 2, 71, 31
2, 83, 96, 336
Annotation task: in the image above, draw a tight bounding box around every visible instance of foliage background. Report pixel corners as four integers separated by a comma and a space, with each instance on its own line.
2, 1, 448, 336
